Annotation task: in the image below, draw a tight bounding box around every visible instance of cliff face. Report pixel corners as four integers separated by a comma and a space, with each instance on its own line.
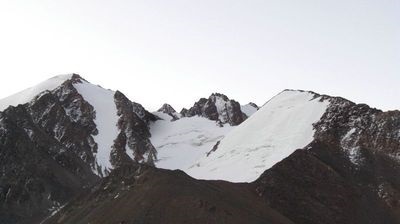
181, 93, 247, 126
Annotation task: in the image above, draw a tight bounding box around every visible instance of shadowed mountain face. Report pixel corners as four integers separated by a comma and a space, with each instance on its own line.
255, 143, 400, 224
43, 164, 294, 224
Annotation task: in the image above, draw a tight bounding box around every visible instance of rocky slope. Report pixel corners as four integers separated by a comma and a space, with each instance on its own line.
0, 74, 158, 223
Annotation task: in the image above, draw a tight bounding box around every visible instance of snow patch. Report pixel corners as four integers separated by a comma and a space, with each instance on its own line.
23, 127, 34, 140
348, 146, 362, 166
341, 128, 363, 166
214, 96, 228, 121
73, 81, 119, 175
187, 90, 330, 182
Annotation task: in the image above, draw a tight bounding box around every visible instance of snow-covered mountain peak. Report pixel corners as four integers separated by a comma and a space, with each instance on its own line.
0, 74, 81, 111
187, 90, 330, 182
0, 74, 158, 177
158, 103, 177, 114
157, 103, 180, 121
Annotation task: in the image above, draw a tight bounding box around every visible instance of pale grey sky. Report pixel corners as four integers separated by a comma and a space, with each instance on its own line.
0, 0, 399, 111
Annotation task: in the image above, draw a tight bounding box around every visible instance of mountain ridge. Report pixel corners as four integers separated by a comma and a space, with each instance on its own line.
1, 74, 400, 224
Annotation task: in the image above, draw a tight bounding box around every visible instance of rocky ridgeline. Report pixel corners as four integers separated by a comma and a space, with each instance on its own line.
157, 103, 180, 121
180, 93, 247, 126
112, 91, 158, 167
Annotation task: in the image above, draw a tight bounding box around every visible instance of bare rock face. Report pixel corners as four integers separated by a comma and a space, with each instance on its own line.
181, 93, 247, 126
113, 91, 157, 166
0, 82, 99, 223
28, 77, 99, 173
132, 101, 159, 124
158, 103, 179, 121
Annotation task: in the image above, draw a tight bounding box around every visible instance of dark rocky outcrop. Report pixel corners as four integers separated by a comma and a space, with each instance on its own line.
248, 102, 259, 110
113, 91, 157, 166
158, 103, 179, 121
0, 103, 99, 224
132, 101, 159, 125
181, 93, 247, 126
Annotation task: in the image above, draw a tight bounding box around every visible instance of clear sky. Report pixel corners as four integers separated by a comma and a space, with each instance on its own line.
0, 0, 399, 111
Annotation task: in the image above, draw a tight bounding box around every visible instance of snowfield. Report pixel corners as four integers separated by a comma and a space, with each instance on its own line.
186, 90, 330, 182
74, 81, 119, 175
150, 112, 233, 170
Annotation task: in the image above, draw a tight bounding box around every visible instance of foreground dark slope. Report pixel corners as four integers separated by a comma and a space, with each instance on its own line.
255, 143, 400, 224
44, 164, 293, 224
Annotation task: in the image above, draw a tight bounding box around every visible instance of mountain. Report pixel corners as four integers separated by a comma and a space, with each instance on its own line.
2, 74, 400, 224
44, 88, 400, 224
0, 74, 157, 223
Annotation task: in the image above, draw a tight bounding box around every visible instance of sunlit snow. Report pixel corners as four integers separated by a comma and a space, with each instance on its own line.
74, 81, 119, 175
186, 90, 330, 182
150, 112, 233, 170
